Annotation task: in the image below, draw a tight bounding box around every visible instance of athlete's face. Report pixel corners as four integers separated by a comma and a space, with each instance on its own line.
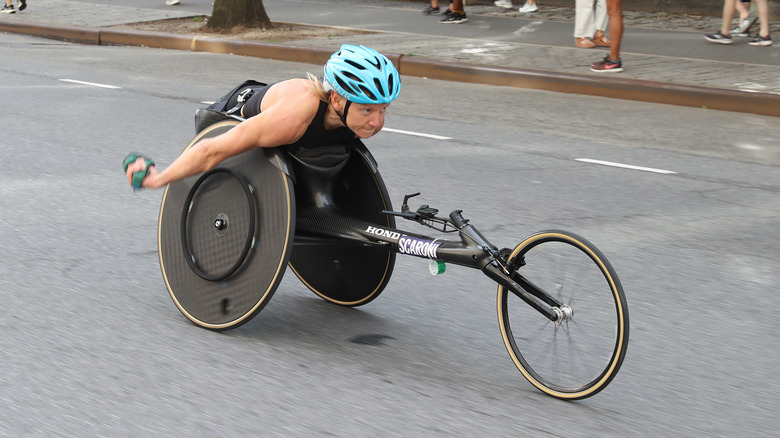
347, 102, 389, 139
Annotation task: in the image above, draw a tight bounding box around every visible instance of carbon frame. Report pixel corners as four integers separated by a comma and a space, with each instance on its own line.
293, 208, 565, 322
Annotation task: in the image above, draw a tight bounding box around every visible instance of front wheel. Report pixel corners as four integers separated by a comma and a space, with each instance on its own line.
497, 231, 629, 400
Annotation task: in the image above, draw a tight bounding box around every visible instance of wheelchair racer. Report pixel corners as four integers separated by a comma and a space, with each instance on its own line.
125, 44, 401, 189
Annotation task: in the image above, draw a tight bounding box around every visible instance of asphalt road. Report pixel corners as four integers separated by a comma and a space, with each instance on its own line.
1, 31, 779, 436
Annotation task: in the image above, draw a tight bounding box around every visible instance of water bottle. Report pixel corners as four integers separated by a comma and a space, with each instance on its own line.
429, 260, 446, 275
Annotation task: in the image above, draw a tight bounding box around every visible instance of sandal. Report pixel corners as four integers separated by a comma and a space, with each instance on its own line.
592, 30, 611, 47
576, 37, 596, 48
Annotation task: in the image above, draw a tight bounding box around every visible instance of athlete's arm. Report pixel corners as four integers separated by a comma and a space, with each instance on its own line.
126, 80, 320, 189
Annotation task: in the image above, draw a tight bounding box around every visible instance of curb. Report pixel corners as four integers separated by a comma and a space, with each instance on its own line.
3, 21, 779, 118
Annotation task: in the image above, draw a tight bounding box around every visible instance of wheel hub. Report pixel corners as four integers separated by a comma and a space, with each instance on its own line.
553, 304, 574, 324
214, 213, 229, 235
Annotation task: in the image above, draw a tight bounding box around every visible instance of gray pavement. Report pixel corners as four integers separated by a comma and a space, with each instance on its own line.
2, 0, 779, 116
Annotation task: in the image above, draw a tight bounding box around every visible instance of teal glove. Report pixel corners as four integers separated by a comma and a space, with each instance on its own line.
123, 153, 155, 190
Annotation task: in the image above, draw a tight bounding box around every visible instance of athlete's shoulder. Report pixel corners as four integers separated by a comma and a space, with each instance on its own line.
261, 78, 321, 115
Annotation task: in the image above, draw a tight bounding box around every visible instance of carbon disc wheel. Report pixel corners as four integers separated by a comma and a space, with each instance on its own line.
289, 144, 396, 306
158, 120, 295, 330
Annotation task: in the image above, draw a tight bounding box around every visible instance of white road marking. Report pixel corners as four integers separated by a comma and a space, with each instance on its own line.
382, 127, 452, 140
576, 158, 677, 174
59, 79, 121, 89
736, 143, 763, 151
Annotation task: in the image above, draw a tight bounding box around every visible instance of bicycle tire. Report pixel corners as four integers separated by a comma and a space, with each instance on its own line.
158, 120, 295, 331
496, 230, 629, 400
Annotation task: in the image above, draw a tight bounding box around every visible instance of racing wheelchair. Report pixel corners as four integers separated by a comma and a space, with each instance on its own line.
147, 112, 629, 400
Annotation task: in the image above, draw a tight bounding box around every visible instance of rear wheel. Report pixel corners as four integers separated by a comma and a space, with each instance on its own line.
497, 231, 629, 399
289, 144, 395, 306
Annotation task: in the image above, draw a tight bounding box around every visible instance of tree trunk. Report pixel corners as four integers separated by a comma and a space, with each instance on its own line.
207, 0, 273, 30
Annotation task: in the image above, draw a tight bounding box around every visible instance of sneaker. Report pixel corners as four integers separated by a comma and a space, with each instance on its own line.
704, 31, 733, 44
590, 56, 623, 73
518, 2, 538, 13
165, 0, 180, 5
422, 5, 440, 14
1, 4, 15, 13
18, 0, 26, 11
442, 8, 452, 16
748, 34, 773, 46
439, 11, 467, 23
494, 0, 513, 9
733, 14, 757, 34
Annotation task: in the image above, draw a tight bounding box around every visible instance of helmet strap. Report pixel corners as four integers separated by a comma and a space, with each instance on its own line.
335, 100, 352, 132
329, 90, 354, 134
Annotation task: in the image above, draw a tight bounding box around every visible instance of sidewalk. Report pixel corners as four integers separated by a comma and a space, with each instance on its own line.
2, 0, 779, 116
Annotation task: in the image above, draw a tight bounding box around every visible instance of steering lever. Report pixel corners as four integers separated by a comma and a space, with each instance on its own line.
401, 192, 421, 213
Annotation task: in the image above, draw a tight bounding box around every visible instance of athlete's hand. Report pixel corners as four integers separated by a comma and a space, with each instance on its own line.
123, 153, 156, 190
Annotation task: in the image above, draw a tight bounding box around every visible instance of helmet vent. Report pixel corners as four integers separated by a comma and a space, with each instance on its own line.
386, 75, 395, 96
367, 57, 382, 70
345, 59, 367, 70
358, 85, 377, 101
372, 78, 386, 98
343, 71, 361, 81
335, 77, 356, 96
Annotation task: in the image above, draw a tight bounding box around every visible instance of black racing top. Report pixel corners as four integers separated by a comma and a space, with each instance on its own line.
242, 82, 355, 165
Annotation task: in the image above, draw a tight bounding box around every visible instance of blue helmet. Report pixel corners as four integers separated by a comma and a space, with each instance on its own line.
324, 44, 401, 104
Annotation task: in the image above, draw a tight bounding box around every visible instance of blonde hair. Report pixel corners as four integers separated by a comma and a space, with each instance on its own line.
305, 72, 331, 103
